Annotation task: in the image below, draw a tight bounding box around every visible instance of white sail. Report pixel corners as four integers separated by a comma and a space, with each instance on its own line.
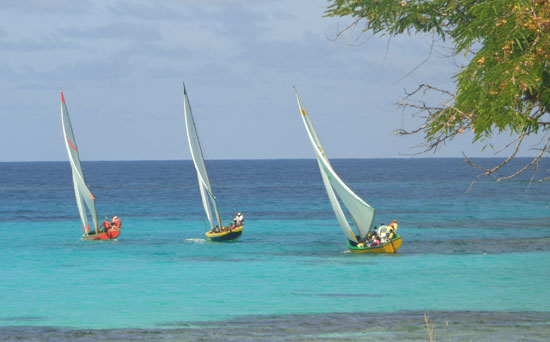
73, 173, 89, 232
60, 91, 99, 234
295, 88, 376, 242
183, 83, 223, 230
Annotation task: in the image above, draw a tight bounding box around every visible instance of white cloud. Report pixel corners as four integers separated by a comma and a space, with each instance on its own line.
0, 0, 513, 162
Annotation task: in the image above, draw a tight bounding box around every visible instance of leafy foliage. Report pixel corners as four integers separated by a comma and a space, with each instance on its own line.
326, 0, 550, 182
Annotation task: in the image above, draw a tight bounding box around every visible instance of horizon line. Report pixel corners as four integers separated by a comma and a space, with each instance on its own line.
0, 156, 546, 163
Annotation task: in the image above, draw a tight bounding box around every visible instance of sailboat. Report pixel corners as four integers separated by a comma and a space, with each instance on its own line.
60, 91, 121, 240
294, 88, 401, 253
183, 83, 243, 242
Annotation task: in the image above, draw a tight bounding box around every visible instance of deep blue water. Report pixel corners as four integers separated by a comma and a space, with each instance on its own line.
0, 158, 549, 341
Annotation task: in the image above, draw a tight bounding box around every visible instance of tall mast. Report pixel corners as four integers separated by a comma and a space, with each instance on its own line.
294, 88, 375, 242
183, 83, 224, 230
60, 91, 99, 234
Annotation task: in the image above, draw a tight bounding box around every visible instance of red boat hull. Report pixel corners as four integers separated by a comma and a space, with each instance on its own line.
82, 228, 121, 240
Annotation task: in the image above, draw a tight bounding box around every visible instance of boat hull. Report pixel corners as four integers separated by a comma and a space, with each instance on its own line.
347, 234, 402, 254
82, 228, 121, 240
205, 226, 243, 242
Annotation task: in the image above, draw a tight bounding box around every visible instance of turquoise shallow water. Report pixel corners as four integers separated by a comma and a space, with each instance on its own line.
1, 159, 549, 339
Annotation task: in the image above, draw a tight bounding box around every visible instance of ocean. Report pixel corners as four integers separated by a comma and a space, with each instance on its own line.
0, 158, 549, 341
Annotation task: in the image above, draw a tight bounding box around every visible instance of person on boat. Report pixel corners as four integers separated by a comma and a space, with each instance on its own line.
377, 223, 387, 237
363, 230, 376, 246
233, 212, 244, 227
101, 219, 112, 232
387, 219, 398, 239
365, 229, 377, 242
368, 234, 380, 247
380, 223, 395, 243
111, 216, 122, 229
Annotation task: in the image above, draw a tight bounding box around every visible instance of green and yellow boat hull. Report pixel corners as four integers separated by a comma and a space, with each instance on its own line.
347, 234, 402, 254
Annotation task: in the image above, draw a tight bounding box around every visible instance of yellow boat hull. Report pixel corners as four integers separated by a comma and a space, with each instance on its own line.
348, 235, 402, 254
205, 226, 243, 242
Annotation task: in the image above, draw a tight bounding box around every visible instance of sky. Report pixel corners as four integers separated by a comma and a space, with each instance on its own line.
0, 0, 538, 161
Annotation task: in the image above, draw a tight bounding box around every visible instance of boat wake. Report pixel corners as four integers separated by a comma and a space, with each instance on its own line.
185, 238, 207, 244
